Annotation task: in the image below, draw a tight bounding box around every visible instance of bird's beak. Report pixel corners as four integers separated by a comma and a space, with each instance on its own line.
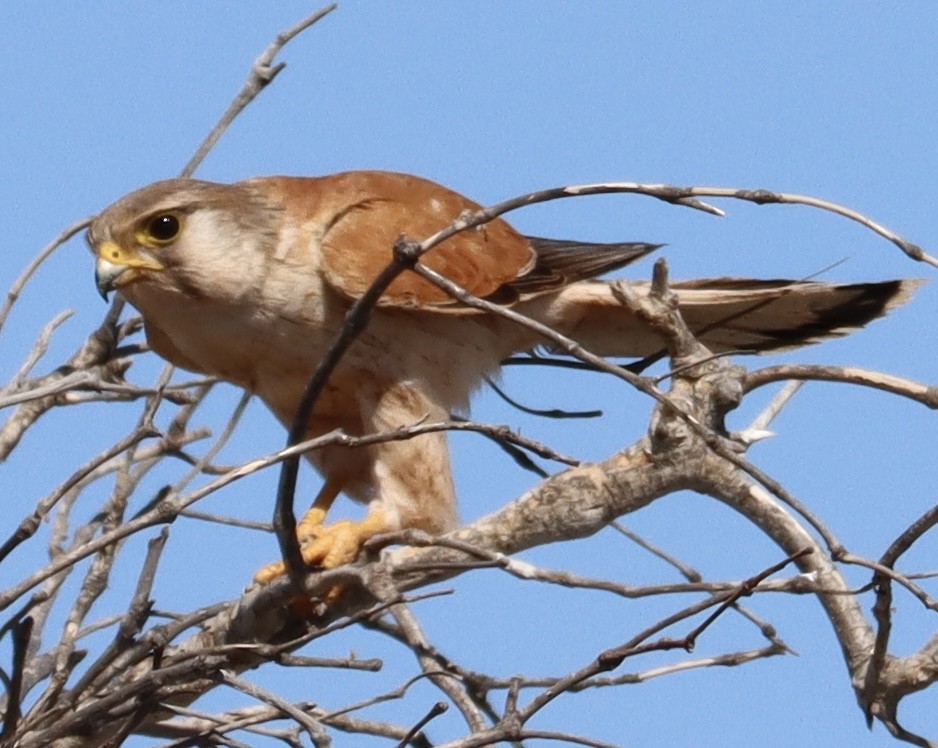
93, 241, 165, 300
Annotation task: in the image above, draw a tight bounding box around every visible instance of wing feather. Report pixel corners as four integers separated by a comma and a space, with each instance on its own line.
257, 172, 660, 310
310, 171, 534, 307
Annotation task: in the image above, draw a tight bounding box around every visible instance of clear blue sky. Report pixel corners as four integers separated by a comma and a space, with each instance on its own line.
2, 3, 937, 747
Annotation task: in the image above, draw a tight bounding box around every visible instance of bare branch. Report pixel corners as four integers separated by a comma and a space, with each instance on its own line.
0, 218, 90, 338
180, 5, 337, 177
746, 364, 938, 408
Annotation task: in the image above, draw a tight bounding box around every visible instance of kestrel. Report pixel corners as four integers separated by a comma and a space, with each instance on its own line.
87, 171, 916, 580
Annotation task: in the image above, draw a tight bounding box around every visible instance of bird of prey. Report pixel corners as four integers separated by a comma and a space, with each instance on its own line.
87, 171, 916, 580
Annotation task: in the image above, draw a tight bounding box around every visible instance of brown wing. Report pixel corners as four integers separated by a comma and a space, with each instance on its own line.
281, 171, 535, 307
254, 171, 660, 309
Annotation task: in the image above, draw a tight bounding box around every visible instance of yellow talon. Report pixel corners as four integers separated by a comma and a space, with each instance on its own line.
253, 509, 390, 585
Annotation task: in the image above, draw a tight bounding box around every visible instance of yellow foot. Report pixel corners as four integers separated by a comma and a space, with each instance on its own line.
254, 510, 388, 584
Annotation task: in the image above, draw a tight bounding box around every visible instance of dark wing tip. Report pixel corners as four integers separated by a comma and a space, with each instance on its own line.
486, 236, 662, 303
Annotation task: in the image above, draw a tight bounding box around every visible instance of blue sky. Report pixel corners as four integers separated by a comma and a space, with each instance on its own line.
2, 3, 937, 747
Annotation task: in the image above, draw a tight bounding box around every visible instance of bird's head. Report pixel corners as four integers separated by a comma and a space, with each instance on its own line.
87, 179, 281, 304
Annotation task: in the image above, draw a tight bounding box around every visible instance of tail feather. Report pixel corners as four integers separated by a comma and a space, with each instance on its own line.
526, 277, 921, 357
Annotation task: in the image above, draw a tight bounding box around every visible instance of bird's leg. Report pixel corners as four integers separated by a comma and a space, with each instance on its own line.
253, 382, 456, 585
295, 476, 344, 538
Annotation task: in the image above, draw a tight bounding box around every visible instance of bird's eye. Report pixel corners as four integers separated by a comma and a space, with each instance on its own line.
145, 214, 181, 244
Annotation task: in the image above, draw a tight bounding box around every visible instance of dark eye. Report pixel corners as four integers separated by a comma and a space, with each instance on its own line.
147, 214, 181, 243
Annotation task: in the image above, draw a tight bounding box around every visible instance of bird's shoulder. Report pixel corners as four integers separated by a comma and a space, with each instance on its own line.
242, 171, 535, 309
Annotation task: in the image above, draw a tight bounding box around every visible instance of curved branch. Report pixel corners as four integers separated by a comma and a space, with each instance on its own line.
745, 365, 938, 408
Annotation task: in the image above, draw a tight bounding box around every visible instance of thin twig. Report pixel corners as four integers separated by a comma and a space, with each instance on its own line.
393, 702, 448, 748
220, 672, 330, 747
745, 364, 938, 408
180, 5, 337, 177
0, 218, 90, 337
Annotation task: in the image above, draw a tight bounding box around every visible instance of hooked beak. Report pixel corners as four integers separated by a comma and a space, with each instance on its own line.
93, 241, 165, 300
95, 257, 125, 300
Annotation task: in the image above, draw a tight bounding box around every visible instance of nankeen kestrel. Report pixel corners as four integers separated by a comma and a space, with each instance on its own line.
87, 171, 916, 580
